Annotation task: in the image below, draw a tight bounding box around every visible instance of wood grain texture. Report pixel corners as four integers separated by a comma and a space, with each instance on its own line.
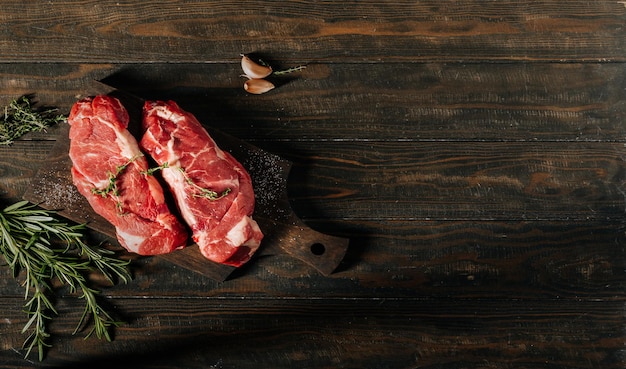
0, 142, 57, 198
0, 0, 624, 367
0, 218, 622, 302
103, 63, 626, 142
1, 62, 624, 142
0, 0, 624, 63
0, 297, 624, 368
281, 141, 626, 221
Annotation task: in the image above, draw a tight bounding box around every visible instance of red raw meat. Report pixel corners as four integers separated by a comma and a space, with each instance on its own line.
140, 100, 263, 267
68, 95, 188, 255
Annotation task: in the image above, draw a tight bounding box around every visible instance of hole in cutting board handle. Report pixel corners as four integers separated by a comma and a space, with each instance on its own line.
310, 243, 326, 255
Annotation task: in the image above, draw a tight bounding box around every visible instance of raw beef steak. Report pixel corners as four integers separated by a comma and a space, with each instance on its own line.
140, 100, 263, 267
68, 95, 188, 255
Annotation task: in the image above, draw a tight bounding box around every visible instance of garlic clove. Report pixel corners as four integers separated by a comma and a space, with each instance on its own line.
241, 55, 273, 79
243, 78, 275, 94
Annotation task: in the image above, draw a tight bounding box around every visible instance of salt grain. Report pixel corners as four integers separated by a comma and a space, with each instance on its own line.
241, 147, 288, 219
30, 171, 84, 211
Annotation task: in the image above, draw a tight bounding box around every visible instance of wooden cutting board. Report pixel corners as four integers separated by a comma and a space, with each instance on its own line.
23, 82, 349, 281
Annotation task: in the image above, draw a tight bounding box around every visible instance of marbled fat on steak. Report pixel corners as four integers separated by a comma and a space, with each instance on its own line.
140, 100, 263, 267
68, 95, 188, 255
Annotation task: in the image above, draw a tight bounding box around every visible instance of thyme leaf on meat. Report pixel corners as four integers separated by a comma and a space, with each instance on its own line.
0, 201, 131, 361
142, 162, 231, 200
140, 161, 169, 176
92, 156, 143, 213
91, 169, 121, 198
0, 96, 66, 145
177, 167, 232, 200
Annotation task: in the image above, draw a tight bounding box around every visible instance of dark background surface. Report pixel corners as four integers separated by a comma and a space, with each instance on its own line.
0, 1, 624, 368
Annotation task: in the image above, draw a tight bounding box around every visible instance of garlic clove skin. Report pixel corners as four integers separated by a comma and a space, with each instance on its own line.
241, 55, 273, 79
243, 78, 275, 94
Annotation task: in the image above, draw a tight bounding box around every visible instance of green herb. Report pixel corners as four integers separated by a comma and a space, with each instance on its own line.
0, 200, 131, 361
178, 167, 231, 200
141, 161, 169, 176
143, 162, 231, 200
0, 96, 66, 145
92, 156, 141, 198
272, 65, 307, 76
92, 156, 143, 213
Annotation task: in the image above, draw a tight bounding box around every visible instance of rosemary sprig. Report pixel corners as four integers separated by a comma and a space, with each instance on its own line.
0, 96, 65, 145
0, 200, 131, 361
143, 162, 231, 200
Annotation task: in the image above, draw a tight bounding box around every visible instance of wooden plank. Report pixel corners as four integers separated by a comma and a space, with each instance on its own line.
0, 62, 623, 142
0, 141, 57, 199
0, 297, 623, 368
0, 63, 116, 110
278, 141, 626, 221
124, 219, 625, 301
0, 219, 622, 301
0, 1, 623, 63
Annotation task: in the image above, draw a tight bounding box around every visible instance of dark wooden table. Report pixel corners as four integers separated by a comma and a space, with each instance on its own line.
0, 1, 624, 368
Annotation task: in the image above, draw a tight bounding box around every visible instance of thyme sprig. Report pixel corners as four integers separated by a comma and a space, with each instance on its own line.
91, 156, 142, 198
143, 162, 231, 200
272, 65, 307, 76
140, 161, 169, 176
184, 168, 232, 200
92, 156, 142, 213
0, 96, 66, 145
0, 200, 131, 361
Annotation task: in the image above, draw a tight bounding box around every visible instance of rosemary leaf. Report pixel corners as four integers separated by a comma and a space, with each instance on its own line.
0, 201, 132, 361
